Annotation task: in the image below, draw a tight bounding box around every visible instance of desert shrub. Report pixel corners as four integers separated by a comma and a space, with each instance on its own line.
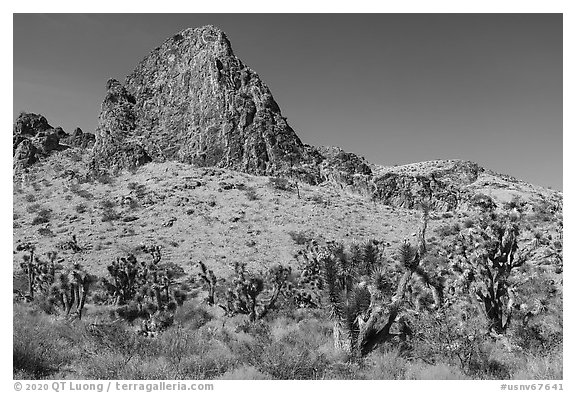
127, 182, 147, 199
462, 217, 475, 228
173, 301, 214, 329
127, 181, 139, 191
361, 349, 408, 379
159, 325, 239, 379
267, 177, 292, 192
26, 203, 41, 213
95, 173, 114, 185
101, 209, 121, 222
255, 330, 330, 379
24, 194, 36, 203
309, 193, 329, 206
75, 203, 88, 214
533, 200, 557, 222
76, 352, 130, 380
503, 195, 525, 212
100, 199, 120, 222
13, 306, 75, 378
511, 352, 563, 380
404, 362, 467, 380
38, 227, 55, 237
469, 193, 496, 211
218, 365, 271, 379
244, 186, 259, 201
435, 223, 460, 237
100, 199, 116, 210
68, 183, 94, 200
288, 230, 314, 245
76, 189, 94, 199
31, 208, 52, 225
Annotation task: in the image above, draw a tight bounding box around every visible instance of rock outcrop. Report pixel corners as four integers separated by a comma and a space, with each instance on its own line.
93, 25, 307, 174
370, 160, 481, 210
60, 127, 96, 149
91, 79, 152, 172
13, 112, 96, 168
13, 113, 66, 167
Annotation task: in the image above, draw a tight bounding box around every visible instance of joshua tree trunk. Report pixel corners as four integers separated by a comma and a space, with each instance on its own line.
333, 321, 352, 353
27, 249, 35, 300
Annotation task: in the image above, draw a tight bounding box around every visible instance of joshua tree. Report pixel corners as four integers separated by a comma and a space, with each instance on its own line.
452, 213, 535, 334
316, 207, 440, 357
197, 261, 218, 305
17, 243, 37, 300
220, 262, 291, 322
103, 248, 186, 333
50, 264, 95, 319
17, 244, 59, 301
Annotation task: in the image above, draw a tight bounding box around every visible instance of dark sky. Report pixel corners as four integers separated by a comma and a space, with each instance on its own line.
13, 14, 563, 190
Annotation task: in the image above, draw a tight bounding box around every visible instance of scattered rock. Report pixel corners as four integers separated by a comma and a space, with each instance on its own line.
162, 217, 177, 227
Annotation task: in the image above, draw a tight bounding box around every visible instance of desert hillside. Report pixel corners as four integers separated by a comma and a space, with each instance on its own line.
12, 23, 563, 381
13, 150, 562, 277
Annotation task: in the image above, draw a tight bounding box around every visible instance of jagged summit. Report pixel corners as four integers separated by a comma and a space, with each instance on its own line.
68, 26, 564, 213
92, 24, 307, 175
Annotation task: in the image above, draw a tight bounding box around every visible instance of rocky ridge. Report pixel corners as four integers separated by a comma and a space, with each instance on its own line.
14, 25, 562, 213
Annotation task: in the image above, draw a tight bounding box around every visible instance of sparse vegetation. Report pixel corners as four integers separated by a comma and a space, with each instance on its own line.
12, 159, 562, 380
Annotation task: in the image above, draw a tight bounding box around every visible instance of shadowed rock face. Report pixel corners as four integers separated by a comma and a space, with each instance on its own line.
94, 25, 306, 175
91, 79, 152, 172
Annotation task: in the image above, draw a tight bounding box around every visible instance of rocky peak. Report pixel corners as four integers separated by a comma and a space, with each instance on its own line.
93, 25, 306, 175
87, 26, 562, 213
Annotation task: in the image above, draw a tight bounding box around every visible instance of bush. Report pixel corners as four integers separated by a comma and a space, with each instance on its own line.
287, 230, 314, 245
361, 349, 408, 379
100, 199, 120, 222
405, 362, 467, 380
469, 193, 496, 211
268, 177, 292, 192
435, 223, 460, 237
218, 365, 271, 380
31, 208, 52, 225
244, 186, 259, 201
13, 307, 74, 378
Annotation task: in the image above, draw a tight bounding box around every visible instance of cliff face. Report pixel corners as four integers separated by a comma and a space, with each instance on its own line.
93, 25, 306, 175
91, 79, 152, 172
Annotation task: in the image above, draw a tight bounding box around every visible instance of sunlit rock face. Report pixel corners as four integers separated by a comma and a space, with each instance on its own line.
94, 25, 307, 175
